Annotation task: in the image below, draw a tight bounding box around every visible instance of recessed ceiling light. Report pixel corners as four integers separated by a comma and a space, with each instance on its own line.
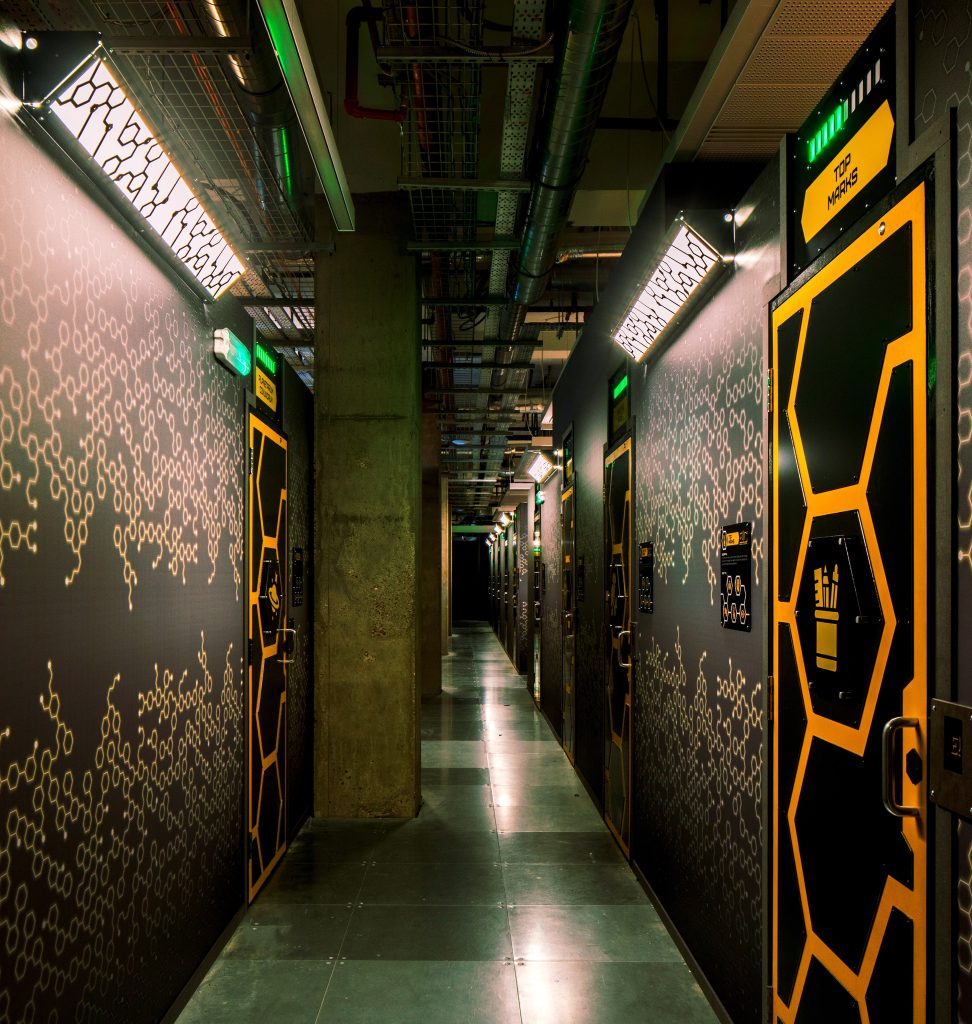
451, 438, 467, 446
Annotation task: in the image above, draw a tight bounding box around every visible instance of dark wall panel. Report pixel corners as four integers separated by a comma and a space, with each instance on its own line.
0, 113, 245, 1020
516, 501, 530, 673
539, 475, 563, 734
630, 161, 777, 1023
554, 335, 618, 804
912, 5, 972, 1017
284, 363, 313, 839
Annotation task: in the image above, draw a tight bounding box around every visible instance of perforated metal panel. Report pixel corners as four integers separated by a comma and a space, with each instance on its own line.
698, 0, 893, 159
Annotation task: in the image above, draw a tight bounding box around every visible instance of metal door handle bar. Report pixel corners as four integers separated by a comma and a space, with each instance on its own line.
881, 716, 920, 818
277, 626, 297, 665
617, 629, 632, 669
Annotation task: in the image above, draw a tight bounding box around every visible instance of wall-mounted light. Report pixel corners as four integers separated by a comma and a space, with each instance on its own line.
497, 512, 510, 528
526, 452, 556, 484
46, 56, 245, 299
612, 220, 725, 362
213, 327, 251, 376
257, 0, 355, 231
492, 525, 502, 536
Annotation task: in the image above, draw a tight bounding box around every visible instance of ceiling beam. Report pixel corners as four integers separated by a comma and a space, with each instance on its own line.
105, 34, 252, 53
423, 361, 534, 369
399, 177, 531, 192
376, 45, 553, 63
407, 240, 521, 253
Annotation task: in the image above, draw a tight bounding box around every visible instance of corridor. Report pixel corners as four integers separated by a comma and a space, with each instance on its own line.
176, 623, 716, 1023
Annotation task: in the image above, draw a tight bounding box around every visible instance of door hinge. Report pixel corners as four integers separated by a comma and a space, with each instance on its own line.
767, 367, 775, 414
248, 446, 254, 476
767, 674, 775, 723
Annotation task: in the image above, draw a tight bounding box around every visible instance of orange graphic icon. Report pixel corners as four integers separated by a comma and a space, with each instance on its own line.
814, 564, 839, 672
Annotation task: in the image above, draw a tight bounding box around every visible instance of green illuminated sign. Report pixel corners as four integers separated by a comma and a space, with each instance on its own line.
254, 340, 278, 375
612, 374, 629, 400
213, 327, 252, 377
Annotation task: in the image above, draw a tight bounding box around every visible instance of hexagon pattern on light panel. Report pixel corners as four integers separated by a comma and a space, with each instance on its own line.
526, 451, 554, 483
613, 225, 721, 362
50, 59, 244, 298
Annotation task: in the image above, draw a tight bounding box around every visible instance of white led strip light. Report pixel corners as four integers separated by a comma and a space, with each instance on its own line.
613, 224, 721, 362
50, 59, 244, 298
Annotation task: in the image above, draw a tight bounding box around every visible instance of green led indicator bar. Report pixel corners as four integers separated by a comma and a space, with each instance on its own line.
807, 102, 847, 163
254, 340, 278, 375
612, 374, 629, 400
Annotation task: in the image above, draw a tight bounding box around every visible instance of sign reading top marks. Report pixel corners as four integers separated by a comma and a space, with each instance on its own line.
790, 9, 895, 277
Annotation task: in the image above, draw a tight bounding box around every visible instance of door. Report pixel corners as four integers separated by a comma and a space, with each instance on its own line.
771, 182, 927, 1021
562, 485, 576, 762
247, 412, 289, 901
604, 437, 633, 852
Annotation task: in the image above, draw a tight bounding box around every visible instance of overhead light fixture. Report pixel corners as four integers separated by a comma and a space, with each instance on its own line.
257, 0, 355, 232
497, 513, 510, 527
612, 220, 725, 362
451, 438, 467, 446
47, 56, 245, 299
526, 452, 556, 484
492, 525, 502, 536
213, 327, 251, 376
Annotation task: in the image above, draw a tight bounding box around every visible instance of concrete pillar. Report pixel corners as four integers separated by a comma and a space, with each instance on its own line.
420, 407, 442, 698
314, 194, 420, 818
440, 476, 450, 653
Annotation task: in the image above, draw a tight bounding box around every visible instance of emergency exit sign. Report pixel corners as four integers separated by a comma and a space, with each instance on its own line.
790, 8, 895, 276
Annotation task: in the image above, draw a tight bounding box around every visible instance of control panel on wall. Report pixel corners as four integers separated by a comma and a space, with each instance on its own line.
639, 541, 654, 614
720, 523, 752, 631
292, 547, 304, 607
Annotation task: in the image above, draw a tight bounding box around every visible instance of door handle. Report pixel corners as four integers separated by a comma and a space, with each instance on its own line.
881, 716, 920, 818
277, 626, 296, 665
617, 629, 632, 669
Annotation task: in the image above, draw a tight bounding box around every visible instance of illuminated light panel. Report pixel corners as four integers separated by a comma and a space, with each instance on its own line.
612, 224, 722, 362
213, 327, 251, 376
612, 374, 629, 400
526, 452, 555, 483
49, 59, 244, 298
257, 0, 355, 231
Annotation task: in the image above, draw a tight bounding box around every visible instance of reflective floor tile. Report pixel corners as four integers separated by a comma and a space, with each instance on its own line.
493, 800, 604, 834
515, 962, 718, 1024
420, 722, 486, 741
509, 905, 682, 963
504, 863, 649, 906
256, 859, 369, 905
177, 959, 332, 1023
317, 961, 521, 1024
497, 831, 626, 864
488, 765, 578, 789
358, 861, 505, 906
421, 741, 488, 769
421, 766, 490, 786
223, 903, 353, 960
341, 905, 513, 961
371, 826, 500, 863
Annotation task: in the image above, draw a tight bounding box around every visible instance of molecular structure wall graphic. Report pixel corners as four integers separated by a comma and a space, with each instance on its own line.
0, 637, 243, 1021
0, 170, 243, 607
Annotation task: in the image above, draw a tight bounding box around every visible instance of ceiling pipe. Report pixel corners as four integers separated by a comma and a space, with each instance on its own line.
197, 0, 314, 229
509, 0, 634, 320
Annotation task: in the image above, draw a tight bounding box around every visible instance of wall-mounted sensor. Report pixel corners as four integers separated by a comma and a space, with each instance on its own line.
213, 327, 252, 377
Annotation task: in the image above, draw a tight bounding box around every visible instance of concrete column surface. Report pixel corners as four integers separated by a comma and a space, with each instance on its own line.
440, 475, 450, 654
314, 193, 420, 818
420, 407, 442, 698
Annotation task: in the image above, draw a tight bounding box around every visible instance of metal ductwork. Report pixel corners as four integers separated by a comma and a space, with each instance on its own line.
511, 0, 634, 312
198, 0, 314, 230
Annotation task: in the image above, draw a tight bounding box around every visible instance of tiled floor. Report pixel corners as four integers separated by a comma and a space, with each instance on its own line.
177, 622, 717, 1023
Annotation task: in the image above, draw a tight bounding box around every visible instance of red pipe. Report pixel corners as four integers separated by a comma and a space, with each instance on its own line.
344, 7, 407, 122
